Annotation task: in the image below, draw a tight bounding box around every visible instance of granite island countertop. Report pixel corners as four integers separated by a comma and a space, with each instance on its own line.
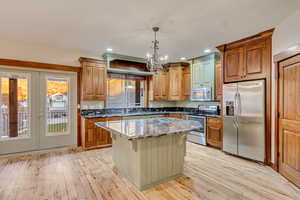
81, 107, 221, 119
95, 117, 201, 139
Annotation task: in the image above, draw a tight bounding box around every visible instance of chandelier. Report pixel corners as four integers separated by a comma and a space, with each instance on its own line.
146, 27, 167, 72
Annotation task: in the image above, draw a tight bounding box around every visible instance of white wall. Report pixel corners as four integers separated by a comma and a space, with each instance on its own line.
270, 8, 300, 163
0, 38, 101, 67
273, 9, 300, 55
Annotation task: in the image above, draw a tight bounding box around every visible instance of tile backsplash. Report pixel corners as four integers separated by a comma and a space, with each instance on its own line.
150, 100, 220, 108
81, 100, 105, 109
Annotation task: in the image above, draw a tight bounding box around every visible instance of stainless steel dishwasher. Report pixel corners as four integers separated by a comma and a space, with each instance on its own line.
187, 115, 206, 145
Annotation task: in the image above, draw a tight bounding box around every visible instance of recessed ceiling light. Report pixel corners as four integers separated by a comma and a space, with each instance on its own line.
204, 49, 211, 53
180, 57, 186, 61
106, 48, 113, 52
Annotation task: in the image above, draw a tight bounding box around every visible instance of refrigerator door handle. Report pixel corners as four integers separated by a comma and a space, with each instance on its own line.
238, 92, 242, 115
234, 92, 239, 128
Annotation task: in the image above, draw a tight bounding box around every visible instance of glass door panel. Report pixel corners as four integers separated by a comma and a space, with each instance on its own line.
0, 73, 30, 139
46, 77, 69, 136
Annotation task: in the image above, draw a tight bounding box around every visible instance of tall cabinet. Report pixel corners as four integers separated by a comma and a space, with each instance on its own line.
216, 29, 274, 165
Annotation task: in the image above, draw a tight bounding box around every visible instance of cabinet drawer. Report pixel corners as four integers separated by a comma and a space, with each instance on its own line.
207, 117, 222, 127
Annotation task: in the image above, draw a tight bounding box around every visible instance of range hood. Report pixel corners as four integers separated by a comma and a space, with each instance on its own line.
103, 53, 154, 76
107, 68, 154, 76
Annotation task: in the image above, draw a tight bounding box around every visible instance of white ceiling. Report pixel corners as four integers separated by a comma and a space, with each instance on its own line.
1, 0, 300, 61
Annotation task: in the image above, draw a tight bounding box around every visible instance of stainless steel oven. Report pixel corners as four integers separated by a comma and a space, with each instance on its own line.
187, 115, 206, 145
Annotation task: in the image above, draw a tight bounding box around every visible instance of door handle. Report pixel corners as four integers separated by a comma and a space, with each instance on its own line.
233, 93, 239, 128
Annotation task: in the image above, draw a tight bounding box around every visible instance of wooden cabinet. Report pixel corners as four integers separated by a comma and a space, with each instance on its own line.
167, 113, 186, 119
153, 62, 190, 101
79, 57, 107, 100
168, 66, 183, 101
81, 116, 122, 150
206, 117, 223, 149
220, 30, 272, 83
153, 70, 168, 100
224, 47, 244, 82
182, 66, 191, 100
215, 60, 222, 101
244, 40, 268, 79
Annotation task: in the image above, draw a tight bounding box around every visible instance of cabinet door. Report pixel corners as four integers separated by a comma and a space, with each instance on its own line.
207, 126, 222, 148
153, 72, 161, 100
168, 67, 182, 100
183, 67, 191, 100
224, 47, 244, 82
160, 71, 168, 100
244, 39, 268, 79
95, 128, 110, 146
82, 63, 95, 100
192, 62, 202, 88
207, 117, 223, 149
82, 63, 107, 100
93, 65, 106, 100
215, 61, 222, 101
85, 128, 96, 147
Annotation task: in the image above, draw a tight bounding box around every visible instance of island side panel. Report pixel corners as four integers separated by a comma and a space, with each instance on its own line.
112, 132, 187, 190
137, 133, 187, 190
112, 132, 139, 185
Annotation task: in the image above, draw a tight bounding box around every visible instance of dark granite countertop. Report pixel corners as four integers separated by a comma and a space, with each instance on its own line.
95, 117, 201, 139
81, 107, 221, 119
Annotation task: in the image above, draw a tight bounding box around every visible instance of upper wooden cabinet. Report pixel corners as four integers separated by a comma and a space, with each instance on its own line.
79, 57, 107, 100
224, 47, 244, 82
218, 29, 273, 83
182, 66, 191, 100
153, 62, 190, 101
215, 60, 222, 101
168, 66, 183, 101
153, 70, 168, 100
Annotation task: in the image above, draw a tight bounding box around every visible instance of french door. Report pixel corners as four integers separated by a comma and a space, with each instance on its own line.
0, 67, 77, 155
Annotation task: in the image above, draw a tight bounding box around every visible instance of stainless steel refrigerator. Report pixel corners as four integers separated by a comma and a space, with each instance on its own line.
223, 80, 265, 162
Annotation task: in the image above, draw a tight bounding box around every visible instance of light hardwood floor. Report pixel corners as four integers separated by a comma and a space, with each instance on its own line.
0, 143, 299, 200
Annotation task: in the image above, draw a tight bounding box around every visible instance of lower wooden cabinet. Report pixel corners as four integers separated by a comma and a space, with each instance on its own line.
206, 117, 223, 149
167, 113, 186, 119
81, 116, 122, 150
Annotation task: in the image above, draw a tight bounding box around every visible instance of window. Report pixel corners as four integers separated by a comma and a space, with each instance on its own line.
107, 74, 145, 108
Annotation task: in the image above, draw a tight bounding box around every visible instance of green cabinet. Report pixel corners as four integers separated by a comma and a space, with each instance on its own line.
191, 53, 219, 100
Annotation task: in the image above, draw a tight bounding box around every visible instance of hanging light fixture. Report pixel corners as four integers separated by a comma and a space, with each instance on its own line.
146, 27, 167, 72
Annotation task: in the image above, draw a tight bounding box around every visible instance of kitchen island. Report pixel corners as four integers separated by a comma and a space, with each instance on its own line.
95, 117, 200, 190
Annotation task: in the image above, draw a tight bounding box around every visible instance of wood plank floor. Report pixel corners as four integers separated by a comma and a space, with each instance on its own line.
0, 143, 299, 200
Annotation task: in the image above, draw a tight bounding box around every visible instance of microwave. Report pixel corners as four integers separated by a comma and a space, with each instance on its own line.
191, 88, 212, 101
